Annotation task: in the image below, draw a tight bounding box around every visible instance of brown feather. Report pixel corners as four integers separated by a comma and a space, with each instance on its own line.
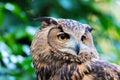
31, 17, 120, 80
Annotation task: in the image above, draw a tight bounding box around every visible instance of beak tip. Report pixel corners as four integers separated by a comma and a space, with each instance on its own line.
75, 44, 80, 55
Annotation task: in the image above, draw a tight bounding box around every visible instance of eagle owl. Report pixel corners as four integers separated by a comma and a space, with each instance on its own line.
30, 17, 120, 80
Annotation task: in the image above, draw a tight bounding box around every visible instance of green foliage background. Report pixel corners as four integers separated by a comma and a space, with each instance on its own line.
0, 0, 120, 80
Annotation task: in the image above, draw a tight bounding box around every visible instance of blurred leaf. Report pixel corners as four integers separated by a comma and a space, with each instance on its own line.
4, 3, 28, 24
0, 0, 120, 79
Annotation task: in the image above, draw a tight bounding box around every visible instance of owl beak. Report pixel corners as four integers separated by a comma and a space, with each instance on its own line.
75, 43, 80, 55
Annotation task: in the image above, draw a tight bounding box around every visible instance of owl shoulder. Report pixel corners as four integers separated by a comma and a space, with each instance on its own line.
52, 60, 120, 80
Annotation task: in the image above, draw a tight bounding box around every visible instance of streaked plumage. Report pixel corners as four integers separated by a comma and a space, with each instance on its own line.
30, 17, 120, 80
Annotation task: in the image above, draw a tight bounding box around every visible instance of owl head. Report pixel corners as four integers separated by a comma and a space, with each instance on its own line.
31, 17, 99, 64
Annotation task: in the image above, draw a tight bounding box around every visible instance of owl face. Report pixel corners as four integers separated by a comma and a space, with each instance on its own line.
48, 26, 93, 56
36, 17, 94, 56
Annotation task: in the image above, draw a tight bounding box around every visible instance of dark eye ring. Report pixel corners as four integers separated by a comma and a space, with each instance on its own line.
57, 33, 70, 41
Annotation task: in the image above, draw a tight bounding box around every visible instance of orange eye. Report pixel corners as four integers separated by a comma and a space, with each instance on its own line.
81, 35, 87, 43
57, 33, 70, 41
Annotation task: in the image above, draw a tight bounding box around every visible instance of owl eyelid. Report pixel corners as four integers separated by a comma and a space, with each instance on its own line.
57, 32, 65, 35
57, 32, 70, 37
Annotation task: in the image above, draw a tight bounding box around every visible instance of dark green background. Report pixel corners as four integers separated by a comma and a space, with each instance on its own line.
0, 0, 120, 80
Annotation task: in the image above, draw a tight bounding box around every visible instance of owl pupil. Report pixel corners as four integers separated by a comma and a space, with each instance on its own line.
61, 35, 65, 39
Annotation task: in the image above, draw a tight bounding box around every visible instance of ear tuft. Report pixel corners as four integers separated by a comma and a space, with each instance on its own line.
83, 24, 94, 32
86, 26, 94, 32
34, 17, 58, 27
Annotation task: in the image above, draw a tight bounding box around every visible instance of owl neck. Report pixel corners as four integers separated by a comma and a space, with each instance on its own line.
50, 48, 100, 64
33, 48, 99, 70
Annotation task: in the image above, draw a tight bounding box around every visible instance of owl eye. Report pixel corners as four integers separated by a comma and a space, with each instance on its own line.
57, 33, 70, 41
81, 35, 87, 43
